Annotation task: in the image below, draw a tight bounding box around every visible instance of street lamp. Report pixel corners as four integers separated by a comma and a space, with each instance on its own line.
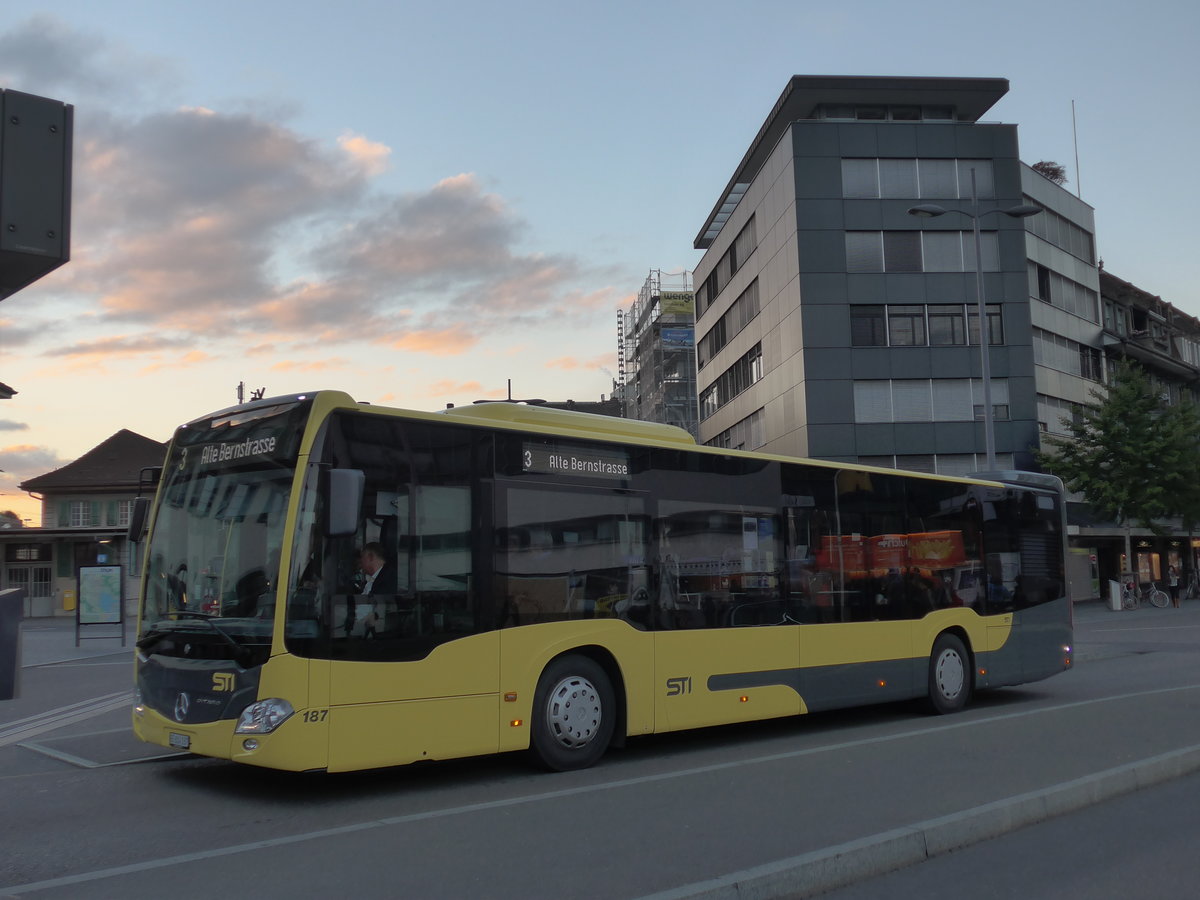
908, 169, 1041, 471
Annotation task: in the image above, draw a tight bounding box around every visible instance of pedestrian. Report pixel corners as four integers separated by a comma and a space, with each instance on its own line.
1168, 564, 1181, 608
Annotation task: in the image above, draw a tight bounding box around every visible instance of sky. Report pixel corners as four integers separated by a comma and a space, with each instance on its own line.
1, 0, 1197, 525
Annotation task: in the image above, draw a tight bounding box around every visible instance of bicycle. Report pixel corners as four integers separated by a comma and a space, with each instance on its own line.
1184, 570, 1199, 602
1121, 579, 1170, 610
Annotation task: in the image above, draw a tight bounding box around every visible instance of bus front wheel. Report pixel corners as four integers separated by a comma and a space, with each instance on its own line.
530, 655, 615, 771
927, 633, 971, 715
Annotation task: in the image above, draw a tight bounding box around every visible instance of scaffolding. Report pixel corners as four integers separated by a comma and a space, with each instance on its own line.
619, 269, 698, 438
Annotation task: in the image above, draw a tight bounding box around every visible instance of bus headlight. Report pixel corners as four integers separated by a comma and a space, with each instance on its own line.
235, 699, 294, 735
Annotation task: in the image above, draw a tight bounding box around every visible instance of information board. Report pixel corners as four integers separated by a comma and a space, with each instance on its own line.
77, 565, 123, 625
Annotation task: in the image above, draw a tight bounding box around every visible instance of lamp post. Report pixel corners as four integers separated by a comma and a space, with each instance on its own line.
908, 169, 1040, 471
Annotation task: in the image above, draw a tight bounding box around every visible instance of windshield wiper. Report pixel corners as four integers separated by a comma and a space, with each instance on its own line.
145, 611, 253, 667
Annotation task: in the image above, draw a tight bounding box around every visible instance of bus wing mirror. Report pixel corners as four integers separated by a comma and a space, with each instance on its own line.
127, 496, 150, 543
325, 468, 365, 537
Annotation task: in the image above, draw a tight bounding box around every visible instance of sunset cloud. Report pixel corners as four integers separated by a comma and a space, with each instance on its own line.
546, 353, 615, 371
0, 14, 624, 462
338, 131, 392, 177
0, 443, 68, 483
0, 420, 29, 432
43, 334, 194, 360
425, 379, 486, 398
269, 357, 351, 372
138, 350, 215, 375
376, 325, 481, 356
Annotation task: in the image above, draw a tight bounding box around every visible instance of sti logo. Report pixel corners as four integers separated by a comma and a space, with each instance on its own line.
211, 672, 235, 692
666, 676, 693, 696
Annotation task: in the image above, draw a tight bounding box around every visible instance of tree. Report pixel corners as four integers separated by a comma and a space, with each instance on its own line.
1037, 361, 1187, 573
1032, 160, 1068, 186
1158, 396, 1200, 552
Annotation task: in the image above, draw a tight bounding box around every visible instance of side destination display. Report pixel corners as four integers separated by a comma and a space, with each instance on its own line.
522, 441, 630, 480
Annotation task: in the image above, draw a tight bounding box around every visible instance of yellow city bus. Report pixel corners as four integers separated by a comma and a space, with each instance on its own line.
131, 391, 1072, 772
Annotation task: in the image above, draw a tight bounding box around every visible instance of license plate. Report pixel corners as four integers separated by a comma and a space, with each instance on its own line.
169, 732, 191, 750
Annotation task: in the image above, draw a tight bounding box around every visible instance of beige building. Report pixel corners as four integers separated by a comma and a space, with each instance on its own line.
5, 430, 165, 617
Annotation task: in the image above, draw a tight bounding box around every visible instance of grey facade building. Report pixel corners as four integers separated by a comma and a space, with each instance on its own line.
693, 75, 1096, 475
690, 74, 1200, 591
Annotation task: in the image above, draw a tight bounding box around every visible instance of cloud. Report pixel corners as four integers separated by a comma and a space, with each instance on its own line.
61, 105, 372, 331
1, 443, 68, 483
0, 317, 42, 348
269, 357, 350, 372
138, 350, 215, 375
43, 333, 195, 360
375, 324, 480, 356
546, 354, 616, 371
0, 420, 29, 432
425, 380, 486, 398
2, 17, 621, 371
0, 14, 179, 105
338, 131, 391, 177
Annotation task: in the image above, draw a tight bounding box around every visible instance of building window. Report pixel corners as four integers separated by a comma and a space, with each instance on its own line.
699, 344, 763, 420
1030, 262, 1099, 322
1038, 394, 1081, 436
845, 231, 999, 273
705, 408, 766, 451
1033, 328, 1102, 382
967, 305, 1004, 346
698, 280, 760, 369
1102, 299, 1129, 335
841, 158, 994, 199
858, 452, 1013, 473
846, 232, 883, 273
5, 543, 52, 562
69, 501, 92, 528
118, 500, 133, 528
883, 232, 922, 272
887, 306, 926, 346
697, 216, 757, 319
853, 379, 1009, 423
850, 306, 887, 346
849, 303, 999, 348
1026, 203, 1095, 264
928, 306, 968, 345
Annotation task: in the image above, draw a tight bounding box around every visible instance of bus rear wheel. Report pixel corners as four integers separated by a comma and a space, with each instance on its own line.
927, 633, 971, 714
530, 655, 615, 771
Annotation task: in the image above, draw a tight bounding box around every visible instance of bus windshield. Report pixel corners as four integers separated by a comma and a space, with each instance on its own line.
137, 400, 309, 658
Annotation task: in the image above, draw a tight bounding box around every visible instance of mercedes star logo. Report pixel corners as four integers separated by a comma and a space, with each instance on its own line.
174, 692, 191, 722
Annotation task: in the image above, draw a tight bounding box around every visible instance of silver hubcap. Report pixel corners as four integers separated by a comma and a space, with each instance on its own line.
545, 675, 603, 749
935, 649, 965, 700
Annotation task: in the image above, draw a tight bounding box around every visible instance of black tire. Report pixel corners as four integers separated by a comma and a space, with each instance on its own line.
529, 654, 615, 771
1149, 587, 1170, 609
927, 633, 971, 715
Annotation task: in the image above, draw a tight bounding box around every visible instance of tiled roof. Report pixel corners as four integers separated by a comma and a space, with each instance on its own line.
19, 429, 167, 492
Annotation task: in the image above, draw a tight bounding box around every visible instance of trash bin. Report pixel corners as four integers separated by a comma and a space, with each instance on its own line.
0, 587, 24, 700
1107, 579, 1123, 611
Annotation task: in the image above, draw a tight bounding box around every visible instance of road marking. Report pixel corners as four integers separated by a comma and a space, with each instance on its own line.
1091, 623, 1200, 634
4, 683, 1200, 895
0, 692, 131, 748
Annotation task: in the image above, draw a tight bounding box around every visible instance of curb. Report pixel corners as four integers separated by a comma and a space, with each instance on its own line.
636, 744, 1200, 900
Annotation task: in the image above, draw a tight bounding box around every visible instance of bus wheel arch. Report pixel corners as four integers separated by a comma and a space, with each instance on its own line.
927, 630, 973, 715
529, 648, 621, 771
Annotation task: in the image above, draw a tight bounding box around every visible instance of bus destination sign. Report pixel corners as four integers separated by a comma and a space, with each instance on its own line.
523, 442, 630, 480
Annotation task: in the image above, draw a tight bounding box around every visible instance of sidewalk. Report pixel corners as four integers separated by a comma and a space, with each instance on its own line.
17, 616, 134, 668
